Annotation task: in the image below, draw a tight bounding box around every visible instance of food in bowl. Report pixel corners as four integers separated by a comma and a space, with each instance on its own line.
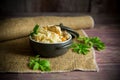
30, 24, 70, 43
29, 24, 73, 58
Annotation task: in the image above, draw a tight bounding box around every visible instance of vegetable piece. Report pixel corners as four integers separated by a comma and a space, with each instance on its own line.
89, 37, 105, 50
33, 62, 39, 70
30, 24, 39, 36
39, 60, 51, 71
71, 43, 90, 55
28, 55, 51, 71
33, 24, 39, 34
71, 37, 105, 55
77, 37, 93, 47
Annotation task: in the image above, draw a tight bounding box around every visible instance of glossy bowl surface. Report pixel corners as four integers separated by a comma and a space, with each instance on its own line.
29, 33, 72, 58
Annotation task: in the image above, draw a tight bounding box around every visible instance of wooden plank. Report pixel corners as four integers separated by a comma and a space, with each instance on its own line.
0, 64, 120, 80
25, 0, 32, 12
57, 0, 89, 12
0, 0, 25, 13
0, 0, 90, 17
91, 0, 120, 14
85, 25, 120, 64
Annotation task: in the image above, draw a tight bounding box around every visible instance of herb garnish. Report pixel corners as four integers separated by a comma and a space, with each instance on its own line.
88, 37, 105, 50
30, 24, 39, 36
71, 43, 90, 55
28, 55, 51, 71
71, 37, 105, 55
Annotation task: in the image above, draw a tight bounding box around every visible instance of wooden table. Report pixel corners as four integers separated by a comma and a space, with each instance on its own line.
0, 15, 120, 80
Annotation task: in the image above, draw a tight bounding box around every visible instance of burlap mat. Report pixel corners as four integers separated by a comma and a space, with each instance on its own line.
0, 16, 94, 41
0, 30, 99, 73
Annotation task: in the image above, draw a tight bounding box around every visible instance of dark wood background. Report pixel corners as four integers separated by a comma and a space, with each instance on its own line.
0, 0, 119, 17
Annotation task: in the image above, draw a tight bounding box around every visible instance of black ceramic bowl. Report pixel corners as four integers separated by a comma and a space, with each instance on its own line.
29, 24, 79, 58
29, 32, 73, 58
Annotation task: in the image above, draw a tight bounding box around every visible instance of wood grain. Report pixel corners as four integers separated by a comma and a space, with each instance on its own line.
0, 0, 119, 17
85, 25, 120, 64
0, 0, 90, 17
0, 64, 120, 80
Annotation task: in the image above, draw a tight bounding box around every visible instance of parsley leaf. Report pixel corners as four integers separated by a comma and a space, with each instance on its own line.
33, 24, 39, 34
30, 24, 39, 36
33, 62, 39, 70
28, 55, 51, 71
89, 37, 105, 50
39, 60, 51, 71
71, 37, 105, 55
71, 43, 90, 55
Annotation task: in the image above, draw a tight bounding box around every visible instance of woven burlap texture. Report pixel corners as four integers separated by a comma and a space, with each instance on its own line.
0, 16, 94, 41
0, 30, 98, 73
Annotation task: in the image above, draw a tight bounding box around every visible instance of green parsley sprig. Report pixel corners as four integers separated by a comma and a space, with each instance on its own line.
71, 43, 90, 55
30, 24, 39, 36
71, 37, 105, 55
89, 37, 105, 50
28, 55, 51, 71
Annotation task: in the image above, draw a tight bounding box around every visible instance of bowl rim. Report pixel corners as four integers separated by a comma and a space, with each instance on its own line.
29, 32, 72, 44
